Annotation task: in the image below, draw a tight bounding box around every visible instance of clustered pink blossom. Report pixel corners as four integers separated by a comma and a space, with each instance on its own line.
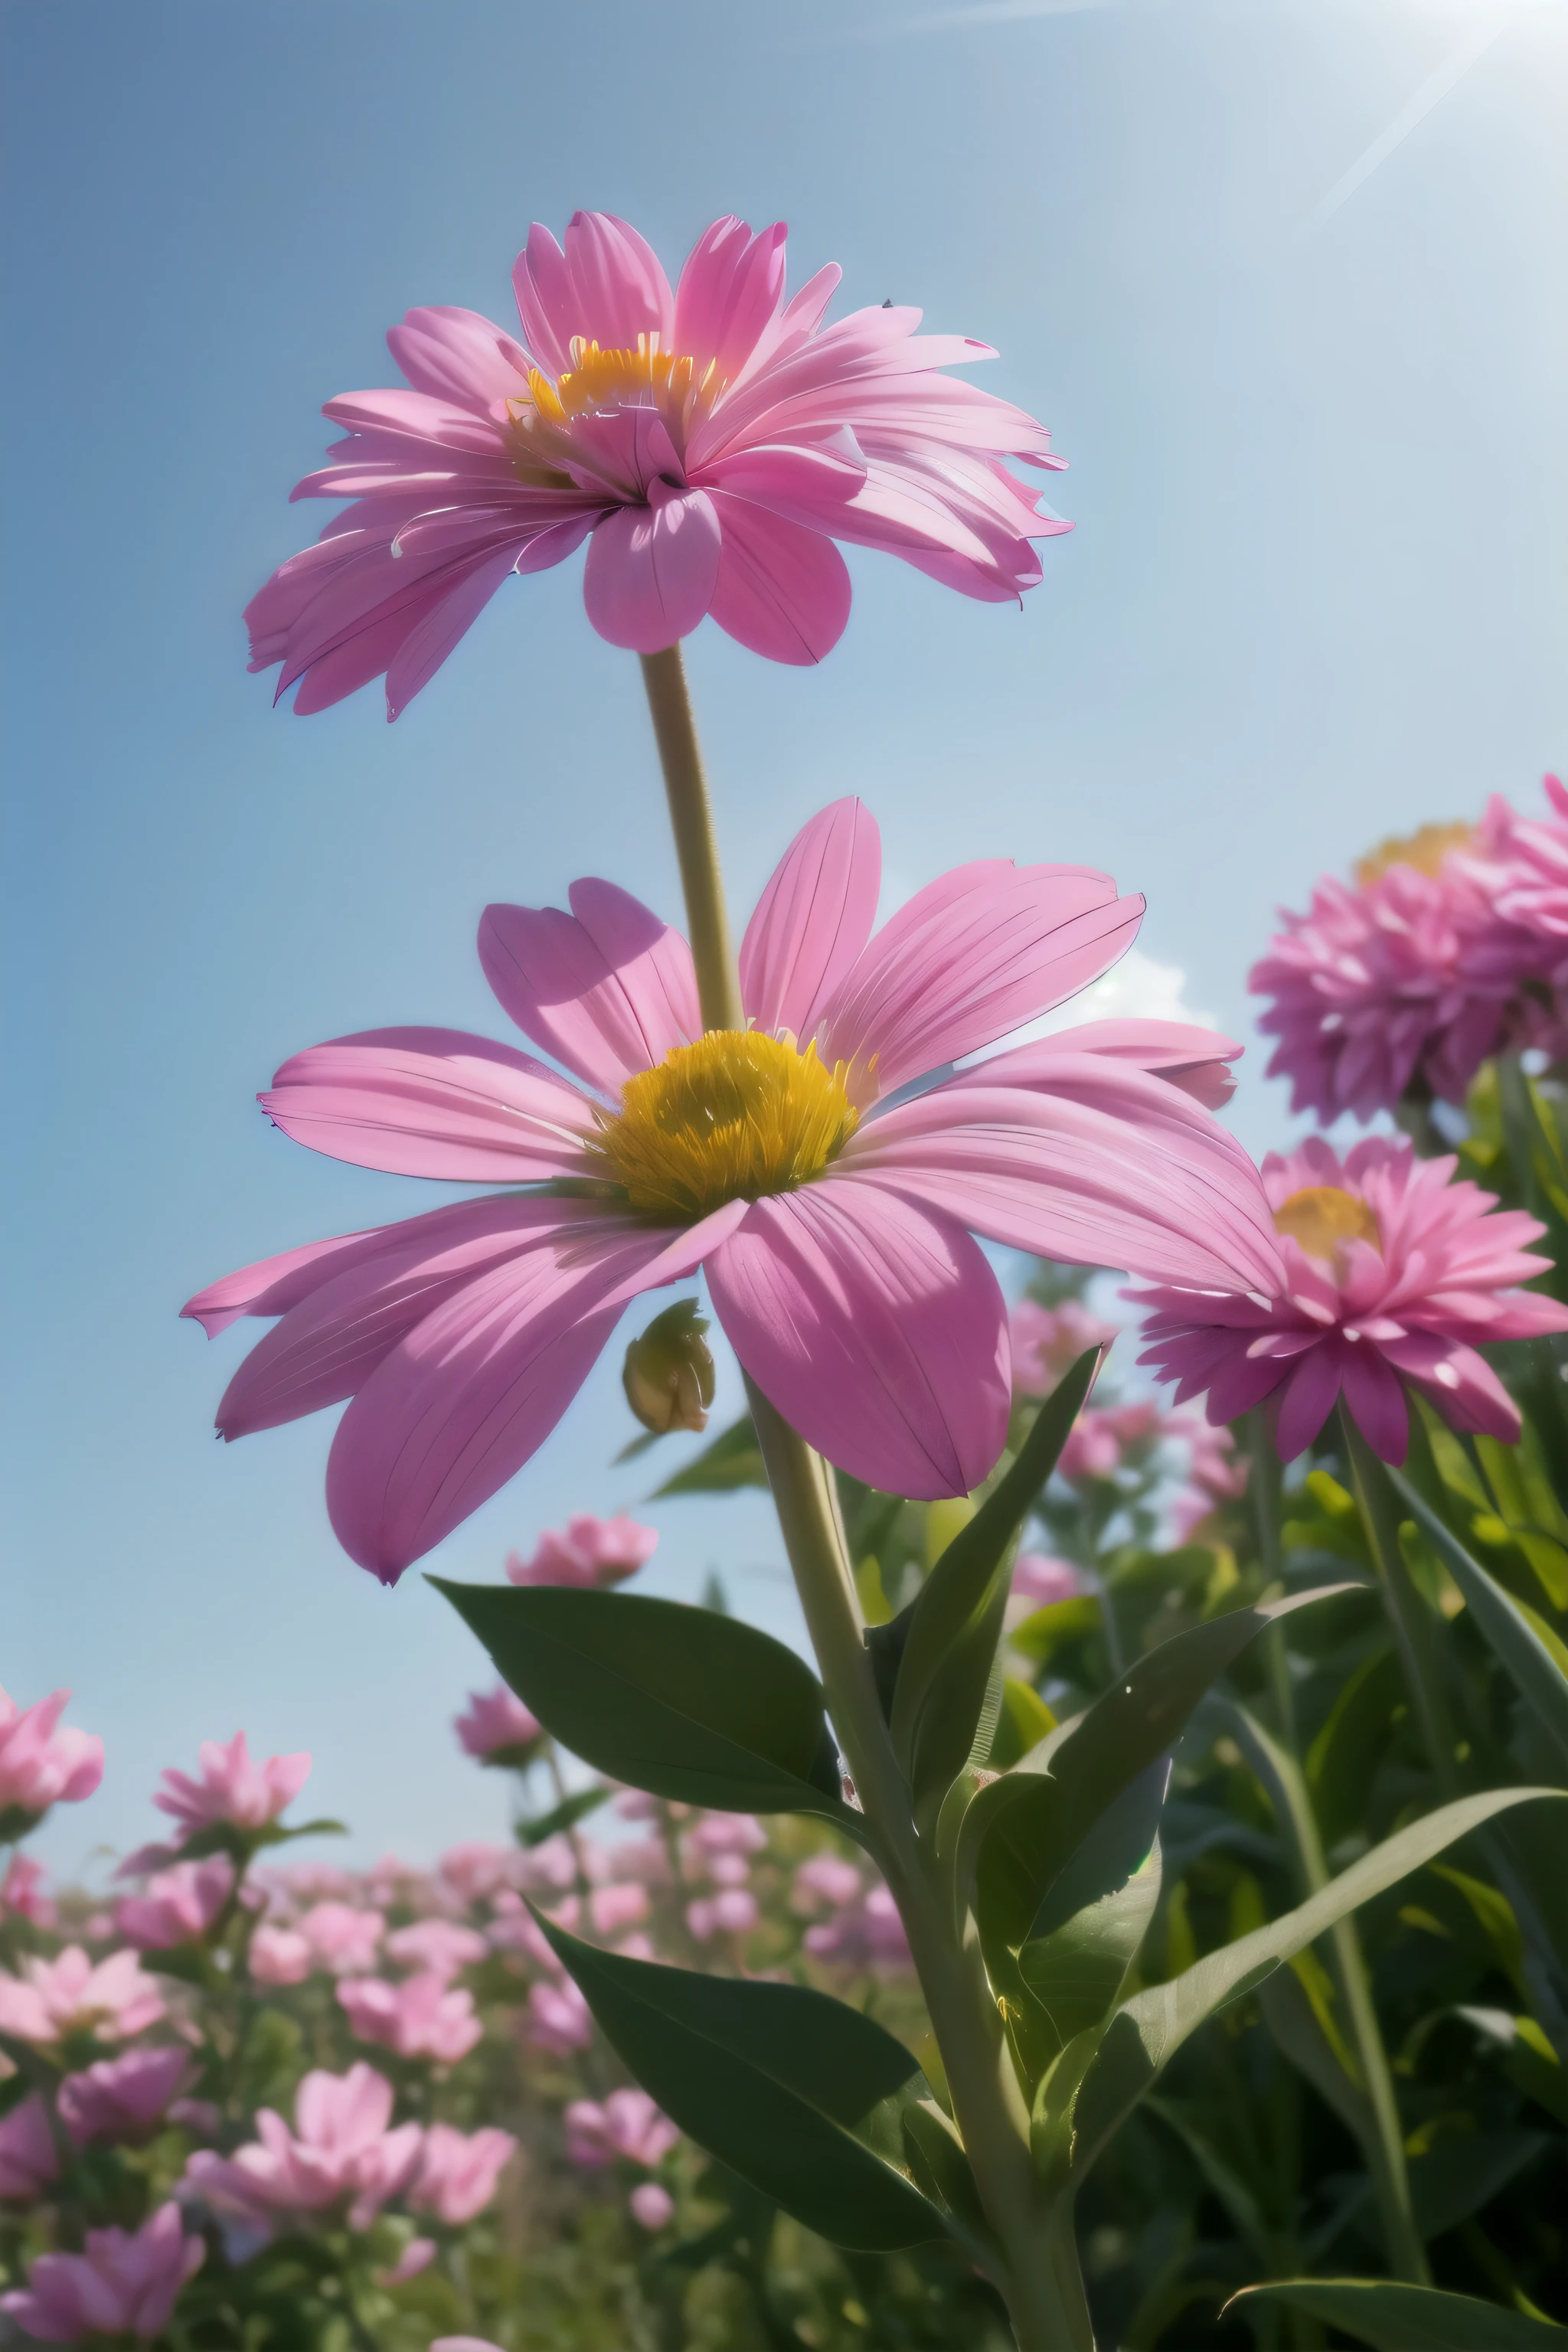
1056, 1400, 1164, 1482
0, 1687, 103, 1820
115, 1855, 234, 1951
1, 1851, 55, 1925
1132, 1135, 1568, 1463
384, 1917, 489, 1978
155, 1730, 312, 1835
1250, 779, 1568, 1121
58, 2047, 195, 2150
185, 2063, 423, 2235
245, 209, 1070, 719
0, 2203, 204, 2344
564, 2088, 678, 2172
802, 1883, 913, 1973
1010, 1554, 1088, 1609
0, 2094, 60, 2200
407, 2123, 518, 2225
1008, 1297, 1120, 1394
453, 1683, 544, 1758
0, 1947, 165, 2047
526, 1976, 593, 2055
338, 1970, 483, 2063
185, 799, 1281, 1579
505, 1512, 659, 1589
790, 1852, 864, 1913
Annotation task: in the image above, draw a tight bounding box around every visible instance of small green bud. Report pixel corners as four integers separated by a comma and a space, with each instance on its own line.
622, 1298, 716, 1436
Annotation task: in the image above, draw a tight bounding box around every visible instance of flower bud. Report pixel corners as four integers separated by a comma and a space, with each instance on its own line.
622, 1301, 716, 1435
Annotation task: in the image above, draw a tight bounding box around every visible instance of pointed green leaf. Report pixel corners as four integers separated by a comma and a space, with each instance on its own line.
534, 1912, 946, 2251
1225, 2280, 1568, 2348
1067, 1786, 1566, 2184
515, 1787, 610, 1847
900, 2100, 995, 2255
433, 1582, 864, 1841
1017, 1837, 1164, 2053
1390, 1470, 1568, 1773
890, 1347, 1102, 1816
652, 1414, 767, 1494
1410, 2127, 1552, 2240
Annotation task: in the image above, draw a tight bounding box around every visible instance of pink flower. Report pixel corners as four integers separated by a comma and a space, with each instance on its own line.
454, 1684, 543, 1759
182, 2063, 420, 2233
1132, 1135, 1568, 1463
115, 1855, 234, 1950
791, 1852, 864, 1913
0, 1687, 103, 1818
245, 210, 1070, 720
630, 2180, 675, 2230
1055, 1401, 1163, 1483
374, 2238, 436, 2287
0, 1947, 165, 2046
803, 1884, 913, 1974
59, 2047, 195, 2149
525, 1977, 593, 2054
185, 800, 1279, 1582
439, 1844, 524, 1904
154, 1731, 311, 1835
407, 2122, 518, 2223
588, 1883, 650, 1937
249, 1923, 313, 1985
0, 2094, 60, 2200
505, 1512, 658, 1588
433, 2341, 506, 2351
1465, 775, 1568, 947
1166, 1416, 1249, 1540
564, 2089, 678, 2172
1008, 1297, 1119, 1395
686, 1889, 759, 1941
337, 1971, 482, 2063
1, 1852, 56, 1926
384, 1919, 488, 1978
1011, 1554, 1087, 1608
298, 1900, 384, 1974
0, 2202, 204, 2342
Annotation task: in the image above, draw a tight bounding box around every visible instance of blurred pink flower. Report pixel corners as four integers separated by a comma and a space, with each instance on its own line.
686, 1888, 759, 1942
588, 1883, 650, 1937
0, 1947, 165, 2046
1465, 775, 1568, 947
1011, 1554, 1087, 1608
790, 1852, 864, 1913
505, 1513, 659, 1589
1008, 1298, 1119, 1395
249, 1924, 313, 1986
439, 1844, 524, 1905
154, 1731, 311, 1835
0, 2094, 60, 2200
115, 1856, 234, 1951
182, 2063, 420, 2233
245, 210, 1070, 720
433, 2340, 505, 2351
408, 2122, 518, 2223
384, 1919, 488, 1979
684, 1812, 767, 1859
0, 1687, 103, 1819
630, 2180, 675, 2230
298, 1900, 384, 1975
184, 800, 1280, 1582
59, 2047, 195, 2150
564, 2088, 678, 2171
374, 2238, 436, 2288
0, 2202, 204, 2343
0, 1852, 55, 1926
453, 1684, 543, 1759
1166, 1416, 1249, 1540
804, 1884, 913, 1974
1132, 1135, 1568, 1463
525, 1977, 593, 2054
338, 1971, 482, 2063
1056, 1402, 1162, 1483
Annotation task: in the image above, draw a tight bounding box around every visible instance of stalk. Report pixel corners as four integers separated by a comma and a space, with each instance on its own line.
639, 645, 742, 1032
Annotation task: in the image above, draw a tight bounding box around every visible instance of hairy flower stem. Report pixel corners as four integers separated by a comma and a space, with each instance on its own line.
638, 645, 743, 1033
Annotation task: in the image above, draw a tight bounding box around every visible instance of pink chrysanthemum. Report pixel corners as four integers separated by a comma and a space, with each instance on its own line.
245, 211, 1070, 717
183, 799, 1282, 1581
1129, 1135, 1568, 1463
505, 1511, 658, 1587
155, 1730, 312, 1835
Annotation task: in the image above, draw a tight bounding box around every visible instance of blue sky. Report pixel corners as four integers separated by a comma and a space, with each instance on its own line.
4, 0, 1563, 1880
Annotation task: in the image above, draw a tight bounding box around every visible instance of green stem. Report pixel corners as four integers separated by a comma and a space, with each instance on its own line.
1248, 1406, 1297, 1750
638, 645, 743, 1032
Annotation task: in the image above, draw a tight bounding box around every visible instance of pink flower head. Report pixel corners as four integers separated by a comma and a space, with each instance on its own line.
298, 1900, 384, 1975
374, 2237, 437, 2288
59, 2047, 195, 2150
408, 2122, 518, 2224
525, 1976, 593, 2055
0, 2201, 204, 2343
686, 1888, 759, 1941
337, 1971, 482, 2063
245, 210, 1071, 720
1464, 775, 1568, 948
0, 1947, 165, 2046
564, 2088, 679, 2172
803, 1883, 913, 1975
1008, 1298, 1119, 1396
1166, 1414, 1249, 1540
1, 1852, 56, 1926
249, 1924, 312, 1984
1055, 1401, 1163, 1484
0, 2093, 60, 2201
1132, 1135, 1568, 1464
454, 1683, 543, 1759
1011, 1553, 1087, 1608
182, 2063, 420, 2234
115, 1855, 234, 1951
0, 1687, 103, 1819
790, 1852, 864, 1913
588, 1882, 650, 1937
439, 1844, 524, 1904
384, 1919, 488, 1979
185, 801, 1280, 1583
505, 1512, 658, 1588
154, 1731, 311, 1835
630, 2180, 675, 2230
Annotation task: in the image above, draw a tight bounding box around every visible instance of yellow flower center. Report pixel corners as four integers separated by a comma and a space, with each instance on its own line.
520, 334, 721, 428
1272, 1185, 1381, 1268
585, 1031, 860, 1223
1354, 822, 1472, 889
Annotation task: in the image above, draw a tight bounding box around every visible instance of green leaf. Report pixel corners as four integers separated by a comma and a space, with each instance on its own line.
1409, 2127, 1552, 2240
433, 1582, 864, 1840
1016, 1835, 1164, 2054
1224, 2280, 1568, 2348
1389, 1471, 1568, 1774
652, 1415, 767, 1495
989, 1678, 1057, 1771
0, 1805, 42, 1843
1067, 1785, 1566, 2186
1305, 1645, 1404, 1844
1008, 1593, 1103, 1665
534, 1910, 947, 2251
900, 2100, 995, 2253
515, 1786, 610, 1847
890, 1347, 1102, 1820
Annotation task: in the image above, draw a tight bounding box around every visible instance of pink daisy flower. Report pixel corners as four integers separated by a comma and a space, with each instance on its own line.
182, 799, 1281, 1583
244, 210, 1069, 717
1129, 1135, 1568, 1463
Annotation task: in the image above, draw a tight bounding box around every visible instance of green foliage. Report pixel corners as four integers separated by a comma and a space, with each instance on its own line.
1228, 2278, 1568, 2347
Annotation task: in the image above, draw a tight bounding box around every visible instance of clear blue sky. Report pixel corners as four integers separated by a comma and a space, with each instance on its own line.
4, 0, 1563, 1879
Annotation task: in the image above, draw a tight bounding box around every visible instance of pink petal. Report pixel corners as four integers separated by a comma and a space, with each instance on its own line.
1381, 1332, 1521, 1442
385, 548, 521, 720
479, 880, 699, 1096
1337, 1345, 1410, 1464
184, 1224, 426, 1338
705, 495, 852, 665
706, 1181, 1008, 1500
384, 305, 532, 413
814, 862, 1145, 1099
672, 217, 788, 378
511, 213, 675, 381
325, 1217, 682, 1580
998, 1019, 1243, 1109
581, 483, 722, 654
260, 1028, 595, 1181
740, 799, 882, 1043
1275, 1344, 1349, 1461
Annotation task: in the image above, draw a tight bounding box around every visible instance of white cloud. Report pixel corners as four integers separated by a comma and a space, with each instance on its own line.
964, 947, 1214, 1067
